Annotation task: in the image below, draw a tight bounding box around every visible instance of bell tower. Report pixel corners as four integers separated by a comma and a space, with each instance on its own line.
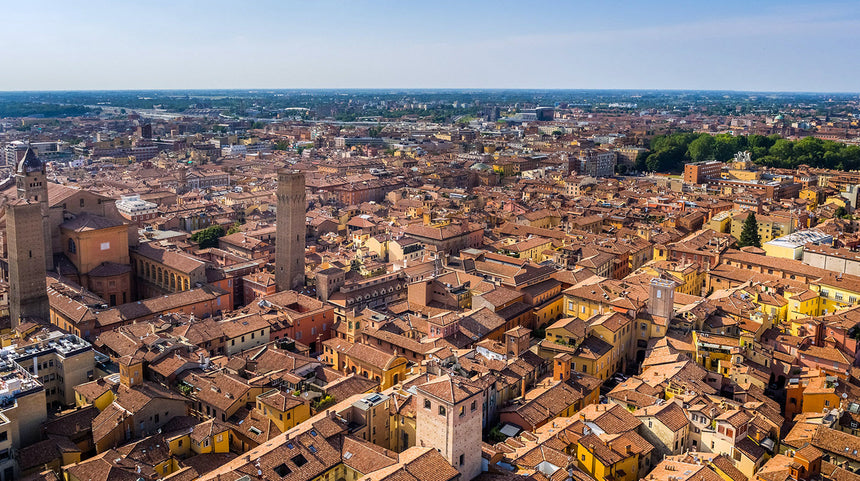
14, 147, 53, 270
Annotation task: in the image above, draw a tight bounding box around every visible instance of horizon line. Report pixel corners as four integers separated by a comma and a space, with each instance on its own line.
1, 88, 859, 96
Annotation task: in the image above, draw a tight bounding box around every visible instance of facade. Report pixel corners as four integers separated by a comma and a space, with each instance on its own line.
4, 331, 94, 409
0, 348, 49, 480
60, 213, 132, 306
403, 221, 484, 256
115, 194, 158, 225
684, 161, 723, 184
7, 200, 49, 327
415, 375, 483, 480
131, 243, 207, 297
275, 169, 306, 291
14, 147, 52, 270
576, 149, 617, 177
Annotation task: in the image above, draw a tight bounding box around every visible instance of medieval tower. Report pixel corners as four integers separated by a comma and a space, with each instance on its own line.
8, 148, 51, 327
275, 169, 306, 291
15, 147, 53, 270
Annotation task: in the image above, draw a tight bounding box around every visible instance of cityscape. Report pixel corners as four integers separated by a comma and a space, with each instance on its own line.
3, 2, 860, 481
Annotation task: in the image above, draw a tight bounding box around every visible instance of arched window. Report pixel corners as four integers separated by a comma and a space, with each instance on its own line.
67, 238, 77, 254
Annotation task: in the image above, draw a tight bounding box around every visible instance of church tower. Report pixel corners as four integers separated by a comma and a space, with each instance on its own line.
14, 147, 53, 270
275, 169, 306, 291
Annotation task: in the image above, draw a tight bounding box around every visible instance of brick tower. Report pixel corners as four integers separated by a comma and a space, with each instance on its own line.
8, 199, 50, 327
14, 147, 53, 270
275, 169, 306, 291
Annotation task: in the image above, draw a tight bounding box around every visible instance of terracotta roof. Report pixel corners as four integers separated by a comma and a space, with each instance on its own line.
60, 213, 125, 232
416, 375, 482, 405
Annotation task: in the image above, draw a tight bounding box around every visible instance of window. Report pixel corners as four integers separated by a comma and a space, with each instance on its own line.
273, 463, 292, 476
459, 406, 465, 417
67, 238, 76, 254
471, 400, 476, 411
459, 454, 464, 466
439, 406, 446, 416
100, 241, 110, 251
424, 400, 431, 410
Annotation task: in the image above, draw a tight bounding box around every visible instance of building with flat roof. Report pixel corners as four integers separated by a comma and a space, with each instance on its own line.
684, 161, 723, 184
763, 230, 833, 260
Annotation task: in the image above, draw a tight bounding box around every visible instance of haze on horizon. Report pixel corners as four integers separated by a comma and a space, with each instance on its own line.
2, 0, 859, 93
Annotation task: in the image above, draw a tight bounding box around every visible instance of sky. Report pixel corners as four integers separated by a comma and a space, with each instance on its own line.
1, 0, 859, 92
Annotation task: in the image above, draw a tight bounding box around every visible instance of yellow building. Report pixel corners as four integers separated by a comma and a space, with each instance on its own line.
167, 419, 231, 459
538, 334, 614, 381
799, 188, 823, 209
74, 377, 116, 410
639, 261, 705, 297
256, 389, 311, 432
730, 212, 794, 244
706, 212, 732, 234
693, 331, 739, 375
341, 343, 409, 390
546, 317, 586, 346
786, 289, 821, 325
811, 276, 860, 315
576, 432, 646, 481
750, 289, 789, 326
492, 161, 514, 177
496, 236, 553, 263
588, 312, 634, 374
723, 169, 761, 181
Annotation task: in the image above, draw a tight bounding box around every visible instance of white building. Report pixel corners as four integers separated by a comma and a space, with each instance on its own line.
116, 194, 158, 224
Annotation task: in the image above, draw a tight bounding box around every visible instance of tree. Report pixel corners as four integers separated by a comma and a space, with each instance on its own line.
190, 225, 225, 248
226, 222, 242, 235
687, 135, 715, 161
835, 206, 848, 219
769, 139, 793, 160
713, 134, 738, 161
738, 213, 762, 248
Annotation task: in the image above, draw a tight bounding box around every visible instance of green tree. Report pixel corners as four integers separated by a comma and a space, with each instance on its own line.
226, 222, 242, 235
713, 134, 738, 161
835, 206, 848, 219
769, 139, 793, 160
274, 140, 290, 151
190, 225, 226, 248
738, 213, 762, 248
687, 135, 715, 161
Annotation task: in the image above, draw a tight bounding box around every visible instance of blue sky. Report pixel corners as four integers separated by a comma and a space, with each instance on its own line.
2, 0, 859, 92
